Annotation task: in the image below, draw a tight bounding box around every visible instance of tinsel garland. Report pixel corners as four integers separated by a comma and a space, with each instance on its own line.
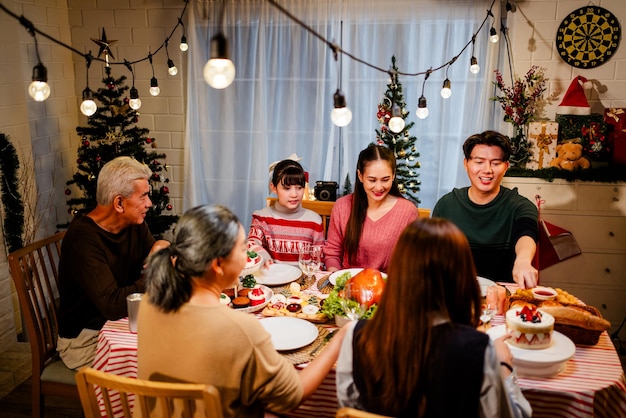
506, 166, 626, 183
0, 133, 24, 252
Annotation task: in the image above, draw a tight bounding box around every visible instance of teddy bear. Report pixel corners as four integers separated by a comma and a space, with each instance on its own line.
549, 142, 591, 170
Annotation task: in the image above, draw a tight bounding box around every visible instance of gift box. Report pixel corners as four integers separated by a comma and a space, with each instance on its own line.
555, 113, 610, 161
527, 121, 558, 169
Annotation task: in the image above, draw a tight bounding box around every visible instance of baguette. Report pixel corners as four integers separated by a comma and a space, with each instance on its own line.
537, 305, 610, 331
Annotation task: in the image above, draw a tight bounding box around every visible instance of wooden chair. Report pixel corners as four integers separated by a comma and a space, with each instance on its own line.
75, 367, 224, 418
336, 407, 391, 417
266, 197, 334, 238
7, 231, 79, 418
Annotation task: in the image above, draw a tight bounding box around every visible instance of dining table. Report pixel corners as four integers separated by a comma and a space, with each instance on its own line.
93, 277, 626, 418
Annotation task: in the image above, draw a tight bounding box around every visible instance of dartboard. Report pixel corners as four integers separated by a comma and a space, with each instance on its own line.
556, 6, 621, 68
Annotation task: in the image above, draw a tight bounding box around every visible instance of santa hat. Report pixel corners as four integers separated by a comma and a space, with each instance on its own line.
557, 76, 593, 115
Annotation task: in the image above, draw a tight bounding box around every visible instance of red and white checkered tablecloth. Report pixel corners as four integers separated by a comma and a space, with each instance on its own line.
93, 283, 626, 418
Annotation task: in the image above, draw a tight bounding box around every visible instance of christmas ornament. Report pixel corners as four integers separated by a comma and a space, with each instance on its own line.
110, 103, 130, 116
65, 189, 71, 195
82, 140, 90, 147
91, 28, 118, 61
166, 204, 173, 211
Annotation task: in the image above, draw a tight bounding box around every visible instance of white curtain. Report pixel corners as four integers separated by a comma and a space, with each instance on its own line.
185, 0, 500, 229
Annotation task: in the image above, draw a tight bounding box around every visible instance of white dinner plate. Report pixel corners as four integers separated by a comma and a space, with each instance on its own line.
328, 268, 387, 286
487, 324, 576, 378
254, 263, 302, 286
259, 317, 319, 351
232, 285, 274, 314
477, 276, 497, 297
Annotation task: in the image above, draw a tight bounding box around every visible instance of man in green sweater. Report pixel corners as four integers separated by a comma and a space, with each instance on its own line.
433, 131, 538, 289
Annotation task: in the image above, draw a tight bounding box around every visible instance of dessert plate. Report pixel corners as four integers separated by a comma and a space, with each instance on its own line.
487, 325, 576, 378
232, 285, 273, 314
259, 316, 319, 351
254, 263, 302, 286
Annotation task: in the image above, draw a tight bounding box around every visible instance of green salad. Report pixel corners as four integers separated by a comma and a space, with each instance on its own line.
320, 272, 377, 319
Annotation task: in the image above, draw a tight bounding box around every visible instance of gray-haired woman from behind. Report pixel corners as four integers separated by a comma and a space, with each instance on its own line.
137, 204, 347, 418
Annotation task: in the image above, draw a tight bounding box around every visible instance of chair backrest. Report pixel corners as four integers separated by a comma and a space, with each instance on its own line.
266, 197, 334, 238
76, 367, 224, 418
335, 407, 391, 418
8, 231, 66, 378
417, 207, 431, 218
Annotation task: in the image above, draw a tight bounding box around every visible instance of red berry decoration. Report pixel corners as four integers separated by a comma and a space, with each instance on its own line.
107, 82, 115, 90
82, 140, 90, 147
166, 204, 173, 211
65, 189, 71, 195
145, 138, 152, 144
161, 186, 169, 194
96, 155, 102, 162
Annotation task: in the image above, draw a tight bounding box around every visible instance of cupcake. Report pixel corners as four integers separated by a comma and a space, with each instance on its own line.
248, 286, 266, 306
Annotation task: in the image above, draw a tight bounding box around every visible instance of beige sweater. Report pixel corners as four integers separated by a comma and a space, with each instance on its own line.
137, 299, 303, 418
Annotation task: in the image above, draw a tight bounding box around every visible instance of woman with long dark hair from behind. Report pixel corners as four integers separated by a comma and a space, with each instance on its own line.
137, 205, 347, 418
324, 144, 417, 272
336, 218, 531, 417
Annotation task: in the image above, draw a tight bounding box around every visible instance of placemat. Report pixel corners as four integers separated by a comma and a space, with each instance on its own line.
279, 325, 334, 365
316, 275, 333, 294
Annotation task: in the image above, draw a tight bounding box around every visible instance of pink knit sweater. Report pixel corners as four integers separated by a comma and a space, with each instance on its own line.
324, 194, 417, 272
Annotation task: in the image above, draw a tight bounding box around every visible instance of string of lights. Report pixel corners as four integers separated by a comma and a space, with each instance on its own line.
1, 0, 512, 124
0, 0, 191, 113
264, 0, 502, 126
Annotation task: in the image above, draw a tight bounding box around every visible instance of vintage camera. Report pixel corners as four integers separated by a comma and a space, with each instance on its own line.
314, 181, 338, 201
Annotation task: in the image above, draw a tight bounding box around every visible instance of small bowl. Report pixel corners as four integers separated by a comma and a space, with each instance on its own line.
240, 256, 263, 276
532, 286, 557, 301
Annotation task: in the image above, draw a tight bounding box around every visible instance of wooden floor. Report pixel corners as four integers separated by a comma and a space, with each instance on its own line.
0, 377, 83, 418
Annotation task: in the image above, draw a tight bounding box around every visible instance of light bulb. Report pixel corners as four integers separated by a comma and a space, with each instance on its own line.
180, 35, 188, 52
440, 79, 452, 99
149, 77, 160, 96
470, 56, 480, 74
29, 81, 50, 102
416, 95, 429, 119
331, 107, 352, 127
129, 87, 141, 110
204, 58, 236, 89
388, 103, 405, 133
388, 116, 405, 133
167, 59, 178, 76
129, 98, 141, 110
489, 27, 499, 43
204, 33, 236, 89
80, 87, 97, 116
29, 63, 50, 101
331, 89, 352, 127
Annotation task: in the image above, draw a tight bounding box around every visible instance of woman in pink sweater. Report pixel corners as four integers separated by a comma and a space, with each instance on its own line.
324, 145, 417, 272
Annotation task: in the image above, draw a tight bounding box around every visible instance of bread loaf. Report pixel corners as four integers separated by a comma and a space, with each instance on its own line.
507, 289, 610, 332
537, 305, 610, 331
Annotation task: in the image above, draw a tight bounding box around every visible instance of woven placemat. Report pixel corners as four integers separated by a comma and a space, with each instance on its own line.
316, 275, 333, 294
279, 325, 333, 365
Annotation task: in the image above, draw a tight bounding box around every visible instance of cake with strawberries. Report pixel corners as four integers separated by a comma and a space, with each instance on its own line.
506, 306, 554, 349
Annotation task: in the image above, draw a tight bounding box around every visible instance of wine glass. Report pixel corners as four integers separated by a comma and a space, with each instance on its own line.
298, 244, 321, 285
340, 282, 370, 321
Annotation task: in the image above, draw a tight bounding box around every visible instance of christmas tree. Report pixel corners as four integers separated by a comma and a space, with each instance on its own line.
63, 66, 178, 238
375, 56, 421, 204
